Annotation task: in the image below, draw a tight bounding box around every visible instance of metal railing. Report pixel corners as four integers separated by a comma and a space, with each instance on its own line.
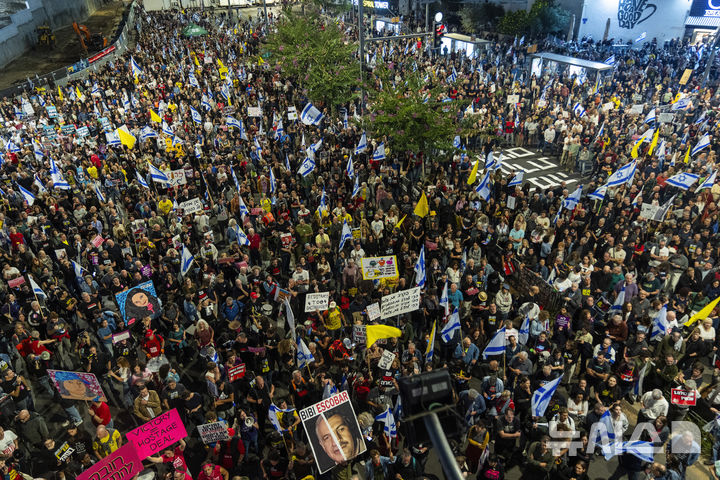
0, 1, 137, 99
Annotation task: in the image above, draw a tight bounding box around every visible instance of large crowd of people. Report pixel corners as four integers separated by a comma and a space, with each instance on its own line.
0, 2, 718, 480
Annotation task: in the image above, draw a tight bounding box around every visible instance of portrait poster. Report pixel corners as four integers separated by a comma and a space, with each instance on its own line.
47, 369, 107, 402
299, 391, 366, 474
115, 281, 160, 325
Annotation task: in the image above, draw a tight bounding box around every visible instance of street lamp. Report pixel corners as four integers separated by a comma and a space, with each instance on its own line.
434, 12, 442, 23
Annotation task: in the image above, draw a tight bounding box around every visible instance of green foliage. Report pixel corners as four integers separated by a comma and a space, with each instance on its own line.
497, 0, 570, 37
460, 3, 505, 34
497, 9, 529, 36
366, 66, 461, 157
263, 13, 360, 113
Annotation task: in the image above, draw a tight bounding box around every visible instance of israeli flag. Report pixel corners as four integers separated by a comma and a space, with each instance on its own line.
531, 375, 562, 417
343, 110, 349, 129
180, 245, 195, 276
221, 84, 231, 102
666, 172, 700, 190
300, 103, 324, 126
297, 337, 315, 369
375, 407, 397, 439
162, 121, 174, 136
606, 160, 636, 187
298, 157, 316, 177
485, 151, 496, 170
17, 184, 35, 206
373, 142, 386, 161
309, 138, 323, 155
33, 175, 47, 194
269, 167, 276, 194
339, 220, 353, 251
691, 133, 710, 156
136, 171, 150, 189
5, 140, 20, 153
50, 159, 71, 190
188, 72, 200, 88
518, 315, 530, 345
595, 409, 616, 443
29, 275, 46, 298
671, 97, 692, 111
268, 403, 296, 432
643, 108, 656, 125
696, 170, 717, 193
235, 225, 250, 246
71, 260, 84, 278
601, 441, 654, 463
491, 152, 503, 171
635, 31, 647, 43
562, 185, 583, 210
130, 56, 143, 76
414, 246, 426, 287
238, 195, 249, 218
482, 327, 507, 359
611, 286, 625, 313
440, 309, 461, 343
201, 95, 212, 111
274, 120, 284, 141
355, 132, 368, 154
650, 305, 668, 340
346, 155, 355, 179
318, 188, 328, 217
475, 171, 492, 201
190, 107, 202, 124
439, 280, 449, 316
32, 140, 44, 159
453, 135, 462, 149
588, 185, 607, 202
94, 183, 105, 203
447, 67, 457, 83
573, 102, 586, 117
140, 126, 158, 140
509, 171, 524, 187
148, 163, 169, 183
351, 176, 360, 198
695, 110, 708, 125
604, 55, 616, 65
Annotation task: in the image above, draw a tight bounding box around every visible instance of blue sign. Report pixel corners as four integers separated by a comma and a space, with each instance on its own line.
115, 281, 160, 325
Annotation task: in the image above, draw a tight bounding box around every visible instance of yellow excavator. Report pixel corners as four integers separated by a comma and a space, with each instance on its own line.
36, 24, 55, 48
72, 21, 107, 53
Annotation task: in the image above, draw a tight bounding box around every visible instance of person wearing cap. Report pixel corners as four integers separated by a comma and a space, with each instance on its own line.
323, 301, 344, 339
142, 329, 165, 359
495, 284, 512, 320
89, 397, 113, 428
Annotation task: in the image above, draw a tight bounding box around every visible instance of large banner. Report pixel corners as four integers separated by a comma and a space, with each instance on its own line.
299, 391, 366, 474
76, 443, 143, 480
125, 408, 187, 459
48, 370, 106, 402
115, 281, 160, 325
361, 256, 399, 280
380, 286, 421, 319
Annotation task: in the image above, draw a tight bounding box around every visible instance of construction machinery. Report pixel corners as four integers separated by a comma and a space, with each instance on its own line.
36, 24, 55, 48
72, 21, 108, 53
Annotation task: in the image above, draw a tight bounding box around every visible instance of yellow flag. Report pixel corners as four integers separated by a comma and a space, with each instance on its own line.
394, 214, 407, 230
425, 320, 436, 361
258, 56, 265, 66
685, 294, 720, 327
672, 92, 682, 104
414, 192, 430, 217
192, 52, 199, 66
366, 325, 402, 348
683, 146, 691, 164
630, 137, 642, 159
116, 125, 136, 149
150, 110, 162, 123
467, 160, 480, 185
75, 86, 84, 101
647, 129, 660, 156
57, 86, 64, 102
217, 58, 225, 70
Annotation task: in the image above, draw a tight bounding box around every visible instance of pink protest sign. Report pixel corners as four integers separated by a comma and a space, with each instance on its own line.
92, 235, 104, 248
125, 408, 187, 459
77, 443, 142, 480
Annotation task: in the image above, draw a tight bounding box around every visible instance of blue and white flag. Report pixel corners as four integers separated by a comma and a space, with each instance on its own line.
148, 163, 169, 183
531, 375, 562, 417
300, 103, 324, 126
606, 160, 636, 187
441, 309, 461, 343
71, 260, 84, 278
297, 337, 315, 369
573, 102, 586, 117
375, 407, 397, 439
275, 120, 284, 141
453, 135, 462, 149
162, 121, 174, 136
509, 171, 524, 187
318, 188, 328, 217
372, 142, 386, 161
237, 195, 249, 218
518, 315, 530, 345
140, 126, 158, 140
475, 171, 491, 201
339, 220, 353, 251
414, 246, 426, 287
298, 157, 315, 177
201, 95, 212, 111
136, 171, 150, 189
268, 403, 296, 432
5, 140, 20, 153
635, 31, 647, 43
601, 441, 654, 463
190, 107, 202, 124
671, 97, 692, 111
32, 140, 44, 159
594, 409, 616, 445
351, 176, 360, 198
604, 55, 616, 65
355, 132, 368, 154
491, 152, 503, 171
643, 108, 656, 125
650, 305, 668, 340
611, 287, 625, 313
34, 175, 47, 194
235, 225, 250, 246
343, 110, 349, 129
180, 245, 195, 276
17, 184, 35, 206
94, 183, 105, 203
447, 67, 457, 83
188, 72, 200, 88
50, 159, 70, 190
269, 167, 276, 194
696, 170, 717, 193
439, 280, 449, 316
482, 327, 506, 359
309, 138, 323, 156
485, 151, 496, 170
29, 275, 46, 298
346, 155, 355, 179
562, 185, 583, 210
695, 110, 707, 125
666, 172, 700, 190
691, 133, 710, 156
588, 185, 607, 202
130, 56, 142, 76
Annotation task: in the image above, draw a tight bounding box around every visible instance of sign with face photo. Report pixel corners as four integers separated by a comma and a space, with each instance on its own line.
115, 281, 161, 325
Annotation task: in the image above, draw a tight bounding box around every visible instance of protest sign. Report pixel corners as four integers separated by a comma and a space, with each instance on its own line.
679, 68, 693, 85
628, 104, 644, 115
671, 388, 697, 406
179, 198, 203, 215
164, 169, 187, 186
247, 106, 262, 117
77, 443, 143, 480
299, 391, 366, 474
506, 94, 519, 104
112, 330, 131, 344
352, 325, 366, 345
92, 235, 104, 248
48, 369, 106, 401
61, 124, 77, 134
228, 364, 246, 382
639, 203, 660, 220
360, 256, 399, 280
8, 277, 24, 288
602, 102, 615, 112
658, 113, 674, 124
115, 281, 160, 325
198, 422, 230, 444
378, 350, 396, 370
46, 105, 58, 118
288, 106, 298, 120
126, 408, 187, 459
366, 302, 380, 321
54, 442, 74, 462
76, 126, 90, 137
305, 292, 330, 312
380, 287, 421, 319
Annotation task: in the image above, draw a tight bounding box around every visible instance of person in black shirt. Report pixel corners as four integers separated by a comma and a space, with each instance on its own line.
247, 375, 274, 433
494, 409, 521, 465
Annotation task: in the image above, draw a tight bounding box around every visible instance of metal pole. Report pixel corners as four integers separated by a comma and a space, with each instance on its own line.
358, 0, 365, 115
703, 26, 720, 87
425, 2, 428, 32
423, 413, 464, 480
263, 0, 268, 24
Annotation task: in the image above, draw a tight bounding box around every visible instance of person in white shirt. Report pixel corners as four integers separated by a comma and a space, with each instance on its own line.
549, 408, 576, 438
292, 266, 310, 293
638, 389, 669, 423
610, 404, 629, 438
350, 243, 365, 264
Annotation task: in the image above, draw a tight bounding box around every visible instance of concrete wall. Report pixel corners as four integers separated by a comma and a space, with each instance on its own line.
577, 0, 692, 45
0, 0, 105, 69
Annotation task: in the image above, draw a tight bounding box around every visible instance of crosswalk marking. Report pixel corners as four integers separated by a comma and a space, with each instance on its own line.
493, 147, 581, 192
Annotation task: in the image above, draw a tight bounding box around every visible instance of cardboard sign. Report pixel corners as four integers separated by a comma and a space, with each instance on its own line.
679, 68, 693, 86
77, 126, 90, 137
112, 330, 131, 344
628, 104, 644, 115
360, 256, 399, 280
378, 350, 396, 370
305, 292, 330, 312
602, 102, 615, 112
126, 408, 188, 459
380, 287, 422, 319
77, 443, 143, 480
366, 303, 380, 321
92, 235, 104, 248
506, 94, 519, 104
198, 422, 230, 444
671, 388, 697, 406
61, 124, 77, 134
299, 391, 367, 474
164, 169, 187, 187
48, 369, 106, 402
54, 441, 74, 461
352, 325, 366, 345
658, 113, 674, 124
639, 203, 661, 219
8, 277, 25, 288
247, 106, 262, 117
228, 364, 246, 382
179, 198, 203, 215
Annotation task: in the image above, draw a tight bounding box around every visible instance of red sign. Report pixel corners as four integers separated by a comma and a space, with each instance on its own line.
671, 388, 697, 406
88, 45, 116, 64
92, 235, 104, 248
228, 364, 246, 382
76, 443, 142, 480
8, 277, 24, 288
